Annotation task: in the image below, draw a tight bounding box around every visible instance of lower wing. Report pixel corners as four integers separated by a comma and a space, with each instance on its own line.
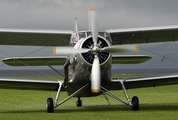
1, 74, 178, 91
0, 78, 64, 91
2, 55, 151, 66
111, 74, 178, 90
2, 56, 66, 66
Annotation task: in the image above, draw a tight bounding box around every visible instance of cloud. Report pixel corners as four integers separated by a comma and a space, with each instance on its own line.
1, 0, 178, 69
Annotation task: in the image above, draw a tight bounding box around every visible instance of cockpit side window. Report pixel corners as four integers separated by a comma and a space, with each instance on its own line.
98, 32, 112, 42
98, 32, 104, 38
87, 32, 91, 36
79, 32, 86, 39
70, 33, 78, 44
105, 32, 112, 42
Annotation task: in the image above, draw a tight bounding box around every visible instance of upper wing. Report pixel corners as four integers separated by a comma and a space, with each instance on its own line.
112, 55, 151, 64
106, 25, 178, 45
2, 56, 66, 66
111, 74, 178, 90
0, 29, 73, 46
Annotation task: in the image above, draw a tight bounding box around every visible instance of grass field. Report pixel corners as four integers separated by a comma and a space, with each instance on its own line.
0, 76, 178, 120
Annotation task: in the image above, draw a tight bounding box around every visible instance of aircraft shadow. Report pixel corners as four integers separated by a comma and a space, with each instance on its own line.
140, 103, 178, 111
1, 103, 178, 113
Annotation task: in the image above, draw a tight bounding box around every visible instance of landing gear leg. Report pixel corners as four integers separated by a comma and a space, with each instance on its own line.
103, 92, 111, 105
46, 81, 63, 113
100, 80, 139, 111
46, 83, 89, 113
120, 80, 139, 110
76, 97, 82, 107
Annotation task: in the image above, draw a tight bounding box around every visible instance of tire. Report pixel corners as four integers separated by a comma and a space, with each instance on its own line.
47, 97, 54, 113
76, 100, 82, 107
132, 96, 139, 110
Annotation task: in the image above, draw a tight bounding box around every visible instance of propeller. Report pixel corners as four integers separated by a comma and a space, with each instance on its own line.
53, 47, 89, 55
90, 8, 97, 44
89, 8, 101, 93
91, 55, 100, 93
101, 45, 139, 53
53, 45, 139, 55
53, 8, 140, 94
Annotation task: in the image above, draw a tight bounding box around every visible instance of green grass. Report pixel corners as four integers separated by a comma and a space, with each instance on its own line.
0, 75, 178, 120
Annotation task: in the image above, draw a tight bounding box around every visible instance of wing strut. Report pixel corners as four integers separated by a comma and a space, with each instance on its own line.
44, 60, 70, 89
43, 61, 64, 77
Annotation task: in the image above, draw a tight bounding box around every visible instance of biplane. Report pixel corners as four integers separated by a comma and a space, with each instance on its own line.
1, 8, 178, 113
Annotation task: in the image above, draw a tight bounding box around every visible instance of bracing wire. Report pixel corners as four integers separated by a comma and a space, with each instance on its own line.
139, 45, 178, 69
0, 46, 60, 80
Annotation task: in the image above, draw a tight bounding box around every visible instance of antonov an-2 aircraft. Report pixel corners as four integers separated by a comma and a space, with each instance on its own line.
1, 8, 178, 113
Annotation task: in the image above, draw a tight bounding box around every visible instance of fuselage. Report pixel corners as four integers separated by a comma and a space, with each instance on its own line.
66, 31, 114, 97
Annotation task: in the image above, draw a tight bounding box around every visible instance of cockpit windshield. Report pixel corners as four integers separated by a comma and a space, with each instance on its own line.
79, 32, 86, 39
70, 31, 112, 45
70, 32, 86, 44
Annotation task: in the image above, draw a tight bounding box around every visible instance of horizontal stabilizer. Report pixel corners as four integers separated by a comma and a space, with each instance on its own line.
2, 56, 66, 66
112, 55, 151, 64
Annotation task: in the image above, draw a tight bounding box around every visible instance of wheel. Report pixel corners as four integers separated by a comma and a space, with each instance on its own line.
47, 97, 54, 113
131, 96, 139, 110
76, 99, 82, 107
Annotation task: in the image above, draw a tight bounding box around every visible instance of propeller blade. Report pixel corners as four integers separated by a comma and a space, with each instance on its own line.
53, 47, 89, 55
91, 55, 100, 93
89, 8, 97, 44
101, 45, 139, 53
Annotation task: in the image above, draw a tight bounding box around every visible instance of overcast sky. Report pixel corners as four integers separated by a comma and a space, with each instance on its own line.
1, 0, 178, 30
1, 0, 178, 70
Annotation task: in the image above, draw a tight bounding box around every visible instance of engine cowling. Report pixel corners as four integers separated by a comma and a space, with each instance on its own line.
81, 36, 110, 65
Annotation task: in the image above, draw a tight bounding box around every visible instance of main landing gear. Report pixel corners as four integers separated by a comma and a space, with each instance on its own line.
46, 97, 83, 112
46, 80, 139, 113
46, 81, 89, 113
100, 80, 139, 110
